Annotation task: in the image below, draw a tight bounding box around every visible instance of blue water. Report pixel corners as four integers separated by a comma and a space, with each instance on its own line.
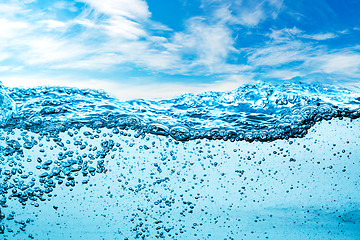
0, 82, 359, 239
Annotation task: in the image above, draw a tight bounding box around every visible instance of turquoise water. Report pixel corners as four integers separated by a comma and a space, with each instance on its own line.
0, 82, 359, 239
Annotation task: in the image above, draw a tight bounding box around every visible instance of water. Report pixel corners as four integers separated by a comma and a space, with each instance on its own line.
0, 82, 359, 239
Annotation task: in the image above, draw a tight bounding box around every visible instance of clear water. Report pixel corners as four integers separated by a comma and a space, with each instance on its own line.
0, 82, 359, 239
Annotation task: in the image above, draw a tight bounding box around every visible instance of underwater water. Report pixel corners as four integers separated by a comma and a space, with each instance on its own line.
0, 82, 359, 240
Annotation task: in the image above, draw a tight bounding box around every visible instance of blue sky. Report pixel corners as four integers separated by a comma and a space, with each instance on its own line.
0, 0, 360, 99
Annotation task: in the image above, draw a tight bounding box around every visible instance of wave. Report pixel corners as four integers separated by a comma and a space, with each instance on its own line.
1, 82, 360, 142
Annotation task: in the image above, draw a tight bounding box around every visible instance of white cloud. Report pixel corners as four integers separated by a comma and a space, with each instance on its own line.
202, 0, 284, 27
104, 16, 147, 40
0, 3, 24, 16
0, 51, 11, 62
0, 0, 254, 80
0, 65, 23, 72
52, 53, 125, 70
0, 0, 168, 73
249, 27, 360, 80
247, 40, 309, 66
80, 0, 150, 20
0, 18, 29, 39
73, 18, 97, 28
174, 18, 233, 62
237, 8, 265, 27
53, 1, 78, 12
269, 28, 339, 42
171, 17, 244, 74
0, 66, 11, 72
38, 19, 68, 29
45, 4, 246, 75
302, 33, 337, 40
246, 26, 360, 81
267, 0, 284, 16
19, 37, 91, 65
318, 54, 360, 74
268, 27, 303, 41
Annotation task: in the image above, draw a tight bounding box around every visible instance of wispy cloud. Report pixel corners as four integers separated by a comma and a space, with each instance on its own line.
316, 53, 360, 75
0, 18, 29, 39
247, 26, 360, 81
171, 16, 241, 74
0, 2, 26, 16
268, 27, 303, 41
247, 40, 310, 67
20, 37, 91, 65
53, 1, 79, 12
301, 33, 337, 40
37, 19, 69, 29
81, 0, 151, 19
201, 0, 284, 27
237, 7, 265, 27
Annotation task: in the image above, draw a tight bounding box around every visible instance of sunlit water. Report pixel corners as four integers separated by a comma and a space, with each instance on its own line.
0, 82, 359, 239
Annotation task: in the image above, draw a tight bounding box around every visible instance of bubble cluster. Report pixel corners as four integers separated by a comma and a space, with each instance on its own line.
0, 82, 359, 239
